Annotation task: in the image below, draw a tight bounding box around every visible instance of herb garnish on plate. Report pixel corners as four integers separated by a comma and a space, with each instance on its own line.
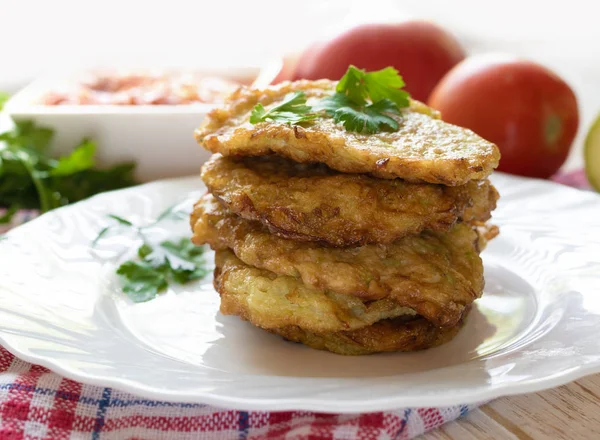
93, 205, 209, 303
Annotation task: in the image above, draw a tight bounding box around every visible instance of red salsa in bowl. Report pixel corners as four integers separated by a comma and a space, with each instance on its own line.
40, 71, 242, 106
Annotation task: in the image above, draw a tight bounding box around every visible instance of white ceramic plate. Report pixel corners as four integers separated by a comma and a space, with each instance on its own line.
0, 173, 599, 413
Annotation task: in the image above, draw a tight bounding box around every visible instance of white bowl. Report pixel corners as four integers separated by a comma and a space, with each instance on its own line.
3, 64, 281, 182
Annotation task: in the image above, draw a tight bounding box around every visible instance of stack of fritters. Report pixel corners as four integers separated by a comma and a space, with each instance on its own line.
191, 80, 500, 355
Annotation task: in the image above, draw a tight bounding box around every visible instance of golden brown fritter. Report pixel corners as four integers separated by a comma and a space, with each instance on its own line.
271, 310, 469, 355
195, 196, 484, 327
213, 249, 416, 333
195, 80, 500, 185
201, 154, 498, 247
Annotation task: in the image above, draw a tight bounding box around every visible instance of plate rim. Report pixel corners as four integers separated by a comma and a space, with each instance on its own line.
0, 338, 597, 412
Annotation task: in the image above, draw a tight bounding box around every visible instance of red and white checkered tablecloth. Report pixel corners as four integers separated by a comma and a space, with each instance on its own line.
0, 346, 483, 440
0, 170, 592, 440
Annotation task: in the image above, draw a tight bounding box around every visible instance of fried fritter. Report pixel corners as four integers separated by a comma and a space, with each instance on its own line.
271, 310, 469, 355
195, 80, 500, 185
201, 154, 498, 247
194, 195, 484, 327
213, 249, 416, 333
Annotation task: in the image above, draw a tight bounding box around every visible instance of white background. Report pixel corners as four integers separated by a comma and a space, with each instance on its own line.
2, 0, 598, 170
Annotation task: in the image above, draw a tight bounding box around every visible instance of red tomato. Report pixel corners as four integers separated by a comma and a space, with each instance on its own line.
428, 55, 579, 178
293, 21, 465, 102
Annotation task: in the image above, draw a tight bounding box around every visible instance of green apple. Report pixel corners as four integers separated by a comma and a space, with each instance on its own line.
585, 114, 600, 191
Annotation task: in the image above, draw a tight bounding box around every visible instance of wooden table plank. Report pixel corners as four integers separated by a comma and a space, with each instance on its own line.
420, 375, 600, 439
423, 410, 517, 440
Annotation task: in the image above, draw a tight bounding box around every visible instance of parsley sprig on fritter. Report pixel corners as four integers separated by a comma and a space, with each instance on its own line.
249, 66, 410, 134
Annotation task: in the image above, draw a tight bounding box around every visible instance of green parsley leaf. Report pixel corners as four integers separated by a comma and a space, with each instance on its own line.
0, 92, 9, 111
107, 214, 134, 226
314, 66, 410, 134
333, 100, 400, 134
336, 66, 368, 105
91, 225, 113, 247
49, 139, 96, 176
316, 94, 400, 134
96, 211, 209, 302
117, 239, 208, 303
137, 242, 171, 268
138, 243, 154, 259
13, 120, 54, 152
250, 91, 317, 125
48, 163, 135, 207
14, 149, 56, 212
363, 67, 410, 108
0, 120, 136, 213
117, 260, 169, 302
314, 92, 354, 114
249, 103, 267, 122
160, 238, 209, 283
140, 239, 207, 275
336, 65, 410, 108
159, 239, 201, 267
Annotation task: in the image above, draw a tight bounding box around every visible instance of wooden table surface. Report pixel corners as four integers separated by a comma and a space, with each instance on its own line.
420, 374, 600, 439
